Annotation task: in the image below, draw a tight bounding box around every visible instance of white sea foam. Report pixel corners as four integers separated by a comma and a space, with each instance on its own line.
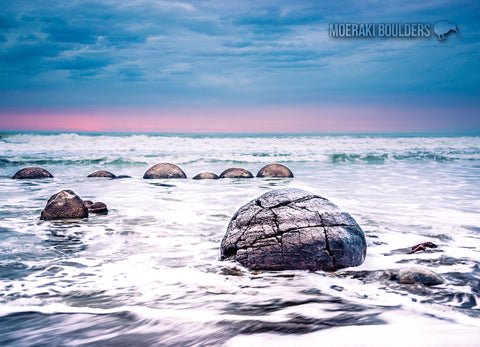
0, 133, 479, 345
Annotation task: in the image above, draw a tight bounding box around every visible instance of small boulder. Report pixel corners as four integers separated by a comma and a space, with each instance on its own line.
40, 190, 88, 220
220, 188, 367, 271
394, 268, 444, 286
87, 170, 116, 178
193, 172, 219, 180
143, 163, 187, 179
219, 168, 253, 179
12, 167, 53, 179
84, 200, 108, 215
256, 164, 294, 178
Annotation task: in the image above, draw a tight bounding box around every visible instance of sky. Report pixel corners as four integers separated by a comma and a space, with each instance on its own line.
0, 0, 479, 133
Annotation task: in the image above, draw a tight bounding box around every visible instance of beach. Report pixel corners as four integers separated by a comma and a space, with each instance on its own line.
0, 132, 479, 345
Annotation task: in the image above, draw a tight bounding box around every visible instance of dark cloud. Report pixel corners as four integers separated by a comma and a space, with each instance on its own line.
44, 24, 100, 44
54, 54, 112, 71
0, 14, 18, 30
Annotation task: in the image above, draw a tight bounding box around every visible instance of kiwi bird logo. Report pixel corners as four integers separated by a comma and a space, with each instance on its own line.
433, 20, 461, 41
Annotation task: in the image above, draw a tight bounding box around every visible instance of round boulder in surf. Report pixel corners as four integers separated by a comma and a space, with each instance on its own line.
193, 172, 219, 180
256, 164, 294, 178
12, 167, 53, 179
40, 190, 88, 220
87, 170, 116, 178
143, 163, 187, 179
221, 188, 367, 271
219, 168, 253, 178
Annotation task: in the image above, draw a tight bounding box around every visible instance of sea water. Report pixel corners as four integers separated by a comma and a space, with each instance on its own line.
0, 133, 479, 346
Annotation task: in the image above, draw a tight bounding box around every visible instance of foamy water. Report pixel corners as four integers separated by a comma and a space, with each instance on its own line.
0, 133, 479, 346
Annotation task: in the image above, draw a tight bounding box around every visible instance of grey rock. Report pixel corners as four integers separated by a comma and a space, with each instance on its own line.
12, 167, 53, 179
87, 170, 116, 178
84, 200, 108, 215
394, 268, 444, 286
40, 190, 88, 220
220, 188, 367, 271
143, 163, 187, 179
256, 164, 294, 178
193, 172, 219, 180
219, 168, 253, 179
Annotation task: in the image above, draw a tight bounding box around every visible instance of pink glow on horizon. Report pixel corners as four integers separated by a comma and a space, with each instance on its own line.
0, 105, 466, 133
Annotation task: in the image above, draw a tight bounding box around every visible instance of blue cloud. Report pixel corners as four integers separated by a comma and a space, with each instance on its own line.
0, 0, 478, 116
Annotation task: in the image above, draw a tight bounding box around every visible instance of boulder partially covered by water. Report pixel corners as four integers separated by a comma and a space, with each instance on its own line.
256, 164, 294, 178
87, 170, 116, 178
143, 163, 187, 179
394, 268, 444, 286
12, 167, 53, 179
221, 188, 367, 271
219, 168, 253, 179
84, 200, 108, 215
40, 190, 88, 220
193, 172, 219, 180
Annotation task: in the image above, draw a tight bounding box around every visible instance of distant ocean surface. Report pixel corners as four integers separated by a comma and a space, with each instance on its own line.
1, 132, 479, 346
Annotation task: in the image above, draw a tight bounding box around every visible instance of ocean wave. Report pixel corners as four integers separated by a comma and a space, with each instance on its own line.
0, 157, 148, 167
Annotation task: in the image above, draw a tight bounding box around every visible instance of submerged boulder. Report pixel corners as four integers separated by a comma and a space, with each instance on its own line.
193, 172, 219, 180
256, 164, 294, 178
219, 168, 253, 179
394, 268, 444, 286
84, 200, 108, 215
87, 170, 116, 178
40, 190, 88, 220
143, 163, 187, 179
113, 175, 131, 179
12, 167, 53, 179
221, 188, 366, 271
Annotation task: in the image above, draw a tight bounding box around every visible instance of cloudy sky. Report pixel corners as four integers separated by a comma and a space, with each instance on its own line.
0, 0, 479, 132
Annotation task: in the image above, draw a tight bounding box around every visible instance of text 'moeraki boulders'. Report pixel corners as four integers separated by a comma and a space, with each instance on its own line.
256, 164, 294, 178
143, 163, 187, 179
12, 167, 53, 179
87, 170, 116, 178
219, 168, 253, 178
40, 190, 88, 220
220, 188, 367, 271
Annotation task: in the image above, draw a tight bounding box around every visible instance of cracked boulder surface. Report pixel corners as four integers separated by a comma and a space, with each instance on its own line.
220, 188, 367, 271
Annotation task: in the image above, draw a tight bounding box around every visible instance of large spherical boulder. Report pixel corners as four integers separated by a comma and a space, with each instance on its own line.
87, 170, 116, 178
143, 163, 187, 179
40, 190, 88, 220
221, 188, 366, 271
12, 167, 53, 179
193, 172, 219, 180
219, 168, 253, 179
256, 164, 294, 178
